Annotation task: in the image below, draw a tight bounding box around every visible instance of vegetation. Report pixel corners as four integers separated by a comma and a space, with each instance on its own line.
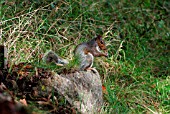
1, 0, 170, 113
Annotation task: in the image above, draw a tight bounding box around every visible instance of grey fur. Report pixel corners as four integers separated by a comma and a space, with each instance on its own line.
43, 50, 69, 65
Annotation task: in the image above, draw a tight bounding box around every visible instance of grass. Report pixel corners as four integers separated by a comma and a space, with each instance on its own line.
1, 0, 170, 113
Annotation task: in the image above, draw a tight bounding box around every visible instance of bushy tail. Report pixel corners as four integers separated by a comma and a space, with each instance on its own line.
43, 50, 69, 66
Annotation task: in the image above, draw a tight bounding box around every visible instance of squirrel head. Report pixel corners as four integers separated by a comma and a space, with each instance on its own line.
95, 35, 107, 51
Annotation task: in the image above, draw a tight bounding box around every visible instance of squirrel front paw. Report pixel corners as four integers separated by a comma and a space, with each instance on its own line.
104, 52, 109, 57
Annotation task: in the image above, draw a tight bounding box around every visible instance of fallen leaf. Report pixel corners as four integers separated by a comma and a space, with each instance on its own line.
20, 99, 28, 106
102, 85, 108, 94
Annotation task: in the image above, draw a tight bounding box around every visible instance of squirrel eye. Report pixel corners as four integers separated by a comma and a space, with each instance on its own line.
100, 41, 104, 44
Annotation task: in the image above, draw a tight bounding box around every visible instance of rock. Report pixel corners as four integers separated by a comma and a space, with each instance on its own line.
52, 70, 103, 114
1, 62, 103, 113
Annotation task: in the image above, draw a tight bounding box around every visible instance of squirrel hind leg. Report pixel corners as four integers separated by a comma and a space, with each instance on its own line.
79, 60, 92, 71
86, 67, 98, 73
79, 64, 89, 71
80, 64, 97, 73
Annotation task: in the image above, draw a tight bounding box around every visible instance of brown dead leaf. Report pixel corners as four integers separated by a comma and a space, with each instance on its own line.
23, 65, 33, 69
102, 85, 108, 95
20, 99, 28, 106
151, 84, 156, 88
18, 71, 29, 76
105, 62, 110, 68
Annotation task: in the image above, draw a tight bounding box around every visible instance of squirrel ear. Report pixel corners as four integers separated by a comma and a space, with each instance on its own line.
95, 35, 102, 40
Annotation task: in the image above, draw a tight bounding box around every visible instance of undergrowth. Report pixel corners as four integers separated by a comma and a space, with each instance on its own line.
1, 0, 170, 113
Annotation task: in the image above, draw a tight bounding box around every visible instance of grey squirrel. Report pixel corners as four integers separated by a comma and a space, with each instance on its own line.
43, 35, 108, 70
43, 50, 69, 66
79, 47, 94, 71
74, 35, 108, 71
